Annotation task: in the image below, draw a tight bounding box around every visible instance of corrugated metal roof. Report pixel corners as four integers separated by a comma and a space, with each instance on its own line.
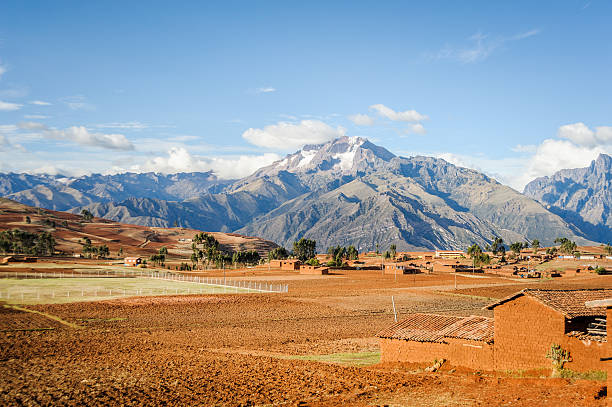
376, 313, 494, 343
485, 289, 612, 319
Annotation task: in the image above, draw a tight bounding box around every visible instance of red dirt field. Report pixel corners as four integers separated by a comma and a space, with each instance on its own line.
1, 266, 611, 405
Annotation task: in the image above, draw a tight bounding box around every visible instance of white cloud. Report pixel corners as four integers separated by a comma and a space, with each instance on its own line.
132, 147, 280, 179
60, 95, 94, 111
0, 65, 6, 79
24, 114, 50, 119
95, 121, 148, 130
513, 139, 606, 189
0, 135, 7, 149
242, 119, 346, 150
557, 122, 612, 148
348, 113, 374, 126
49, 126, 134, 150
0, 124, 18, 133
256, 87, 276, 93
30, 100, 51, 106
0, 100, 23, 111
369, 104, 428, 122
512, 144, 538, 153
17, 121, 134, 150
409, 123, 426, 135
431, 28, 541, 64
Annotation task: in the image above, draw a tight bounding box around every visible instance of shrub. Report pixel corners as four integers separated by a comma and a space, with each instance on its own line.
546, 344, 571, 377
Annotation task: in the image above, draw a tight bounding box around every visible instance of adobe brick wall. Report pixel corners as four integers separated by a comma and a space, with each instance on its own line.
445, 338, 494, 371
494, 295, 604, 372
379, 338, 494, 370
380, 338, 448, 364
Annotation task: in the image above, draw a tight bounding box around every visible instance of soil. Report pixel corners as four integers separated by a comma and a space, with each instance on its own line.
1, 266, 611, 405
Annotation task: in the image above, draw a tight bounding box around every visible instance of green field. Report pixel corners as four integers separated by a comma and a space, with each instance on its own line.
0, 277, 253, 305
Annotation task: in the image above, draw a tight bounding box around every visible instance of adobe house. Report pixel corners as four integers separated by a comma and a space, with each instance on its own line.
269, 259, 301, 271
377, 313, 494, 370
383, 262, 421, 275
299, 265, 329, 275
486, 289, 610, 372
585, 299, 612, 407
378, 289, 610, 373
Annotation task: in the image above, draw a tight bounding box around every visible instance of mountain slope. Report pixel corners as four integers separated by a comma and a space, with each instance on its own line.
523, 154, 612, 242
73, 136, 593, 251
2, 171, 226, 211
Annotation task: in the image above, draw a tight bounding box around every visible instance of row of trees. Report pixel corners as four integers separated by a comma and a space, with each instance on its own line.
190, 233, 260, 268
81, 238, 110, 258
326, 245, 359, 267
0, 229, 55, 256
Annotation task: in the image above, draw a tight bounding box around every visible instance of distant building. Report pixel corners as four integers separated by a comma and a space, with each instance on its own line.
299, 264, 329, 275
435, 250, 464, 259
269, 259, 301, 271
124, 257, 142, 267
383, 262, 421, 275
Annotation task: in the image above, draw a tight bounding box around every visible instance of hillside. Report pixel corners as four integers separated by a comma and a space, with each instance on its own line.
524, 154, 612, 243
0, 198, 278, 258
73, 137, 593, 251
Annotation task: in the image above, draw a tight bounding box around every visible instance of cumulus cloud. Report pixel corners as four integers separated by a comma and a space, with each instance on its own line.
30, 100, 51, 106
369, 104, 428, 122
513, 139, 606, 189
133, 147, 280, 179
348, 114, 374, 126
558, 122, 612, 148
242, 119, 346, 150
0, 100, 23, 111
409, 123, 427, 135
17, 121, 134, 150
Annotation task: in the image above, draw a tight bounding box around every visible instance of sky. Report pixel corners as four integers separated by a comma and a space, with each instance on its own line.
0, 1, 611, 190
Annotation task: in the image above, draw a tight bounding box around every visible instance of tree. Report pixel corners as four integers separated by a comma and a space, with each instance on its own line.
268, 247, 289, 261
346, 245, 359, 260
293, 238, 316, 262
532, 239, 540, 254
81, 209, 94, 222
467, 244, 483, 259
117, 247, 124, 258
555, 237, 577, 254
159, 246, 168, 256
490, 237, 505, 255
604, 244, 612, 256
25, 216, 31, 224
509, 242, 524, 256
389, 244, 397, 258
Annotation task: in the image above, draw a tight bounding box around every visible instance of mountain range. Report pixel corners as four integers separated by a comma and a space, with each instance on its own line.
1, 136, 606, 251
523, 153, 612, 244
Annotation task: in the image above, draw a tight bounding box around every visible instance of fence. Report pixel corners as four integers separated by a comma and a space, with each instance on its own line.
0, 269, 288, 303
0, 269, 289, 293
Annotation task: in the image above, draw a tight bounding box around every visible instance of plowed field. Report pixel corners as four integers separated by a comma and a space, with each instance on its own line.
1, 268, 611, 405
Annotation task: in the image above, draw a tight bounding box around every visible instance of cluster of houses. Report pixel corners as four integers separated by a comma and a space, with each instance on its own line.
268, 259, 329, 275
378, 288, 611, 375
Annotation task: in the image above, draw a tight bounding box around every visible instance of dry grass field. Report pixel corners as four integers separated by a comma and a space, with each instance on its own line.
1, 262, 611, 406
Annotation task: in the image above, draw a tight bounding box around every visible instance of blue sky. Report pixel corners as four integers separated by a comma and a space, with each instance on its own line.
0, 1, 610, 189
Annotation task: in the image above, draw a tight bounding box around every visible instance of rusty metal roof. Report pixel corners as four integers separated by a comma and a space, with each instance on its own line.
485, 289, 612, 319
376, 313, 493, 343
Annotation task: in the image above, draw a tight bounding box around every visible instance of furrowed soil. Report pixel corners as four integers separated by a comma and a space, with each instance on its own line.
1, 268, 610, 406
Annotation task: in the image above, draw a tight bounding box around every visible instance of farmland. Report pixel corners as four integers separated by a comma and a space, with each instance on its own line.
1, 262, 610, 406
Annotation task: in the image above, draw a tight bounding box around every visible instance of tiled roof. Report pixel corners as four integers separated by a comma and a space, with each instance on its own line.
485, 289, 612, 319
442, 315, 494, 343
376, 313, 494, 343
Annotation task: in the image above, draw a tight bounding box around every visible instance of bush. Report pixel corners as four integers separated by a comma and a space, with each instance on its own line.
305, 258, 320, 266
